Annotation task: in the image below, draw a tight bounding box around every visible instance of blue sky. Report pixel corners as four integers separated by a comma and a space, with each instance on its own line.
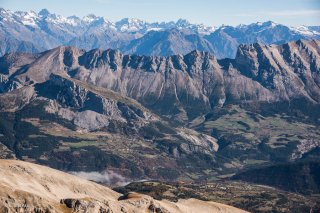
1, 0, 319, 26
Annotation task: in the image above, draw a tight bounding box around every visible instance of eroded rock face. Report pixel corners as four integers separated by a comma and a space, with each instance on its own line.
1, 40, 319, 120
60, 198, 110, 213
73, 111, 110, 131
35, 74, 154, 132
0, 143, 16, 159
235, 40, 320, 102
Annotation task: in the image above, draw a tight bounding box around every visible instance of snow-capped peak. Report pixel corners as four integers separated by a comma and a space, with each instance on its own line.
83, 14, 99, 23
16, 10, 39, 27
176, 19, 191, 27
115, 18, 147, 32
290, 25, 320, 36
264, 21, 277, 28
0, 8, 14, 22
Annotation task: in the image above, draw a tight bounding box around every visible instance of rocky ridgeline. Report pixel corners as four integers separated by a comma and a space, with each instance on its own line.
1, 40, 319, 120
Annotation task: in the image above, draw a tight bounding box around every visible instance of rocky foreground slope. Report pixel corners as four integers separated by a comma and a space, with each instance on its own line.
0, 160, 247, 213
115, 181, 320, 213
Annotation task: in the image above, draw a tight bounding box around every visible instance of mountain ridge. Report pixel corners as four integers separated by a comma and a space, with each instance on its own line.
2, 39, 319, 119
1, 8, 319, 58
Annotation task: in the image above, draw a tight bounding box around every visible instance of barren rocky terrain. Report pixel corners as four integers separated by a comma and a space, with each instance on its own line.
114, 181, 320, 213
0, 160, 248, 213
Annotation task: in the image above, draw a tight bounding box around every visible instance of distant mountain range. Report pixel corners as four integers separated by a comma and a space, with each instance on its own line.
1, 8, 319, 58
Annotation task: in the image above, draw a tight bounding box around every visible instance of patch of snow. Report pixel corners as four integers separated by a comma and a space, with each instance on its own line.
20, 11, 39, 27
291, 25, 317, 36
146, 27, 163, 32
21, 19, 37, 27
270, 22, 277, 28
83, 14, 99, 23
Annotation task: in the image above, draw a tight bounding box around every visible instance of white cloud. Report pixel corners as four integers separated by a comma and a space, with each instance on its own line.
71, 170, 129, 186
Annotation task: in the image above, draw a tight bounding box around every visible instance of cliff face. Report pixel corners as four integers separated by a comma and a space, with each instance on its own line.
235, 40, 320, 102
1, 40, 319, 120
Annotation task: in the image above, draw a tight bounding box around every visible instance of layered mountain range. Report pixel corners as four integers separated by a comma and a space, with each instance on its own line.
1, 39, 319, 120
1, 8, 319, 58
1, 7, 320, 213
0, 39, 319, 187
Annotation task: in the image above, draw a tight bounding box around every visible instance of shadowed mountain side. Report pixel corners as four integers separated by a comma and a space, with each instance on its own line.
232, 161, 320, 195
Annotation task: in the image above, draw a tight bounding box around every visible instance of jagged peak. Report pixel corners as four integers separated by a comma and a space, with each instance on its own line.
30, 45, 219, 66
237, 42, 268, 52
295, 38, 309, 45
38, 8, 50, 17
279, 39, 312, 50
235, 42, 271, 67
117, 17, 145, 24
176, 18, 191, 26
186, 49, 207, 57
0, 7, 10, 14
246, 21, 279, 28
83, 14, 100, 23
83, 48, 122, 56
